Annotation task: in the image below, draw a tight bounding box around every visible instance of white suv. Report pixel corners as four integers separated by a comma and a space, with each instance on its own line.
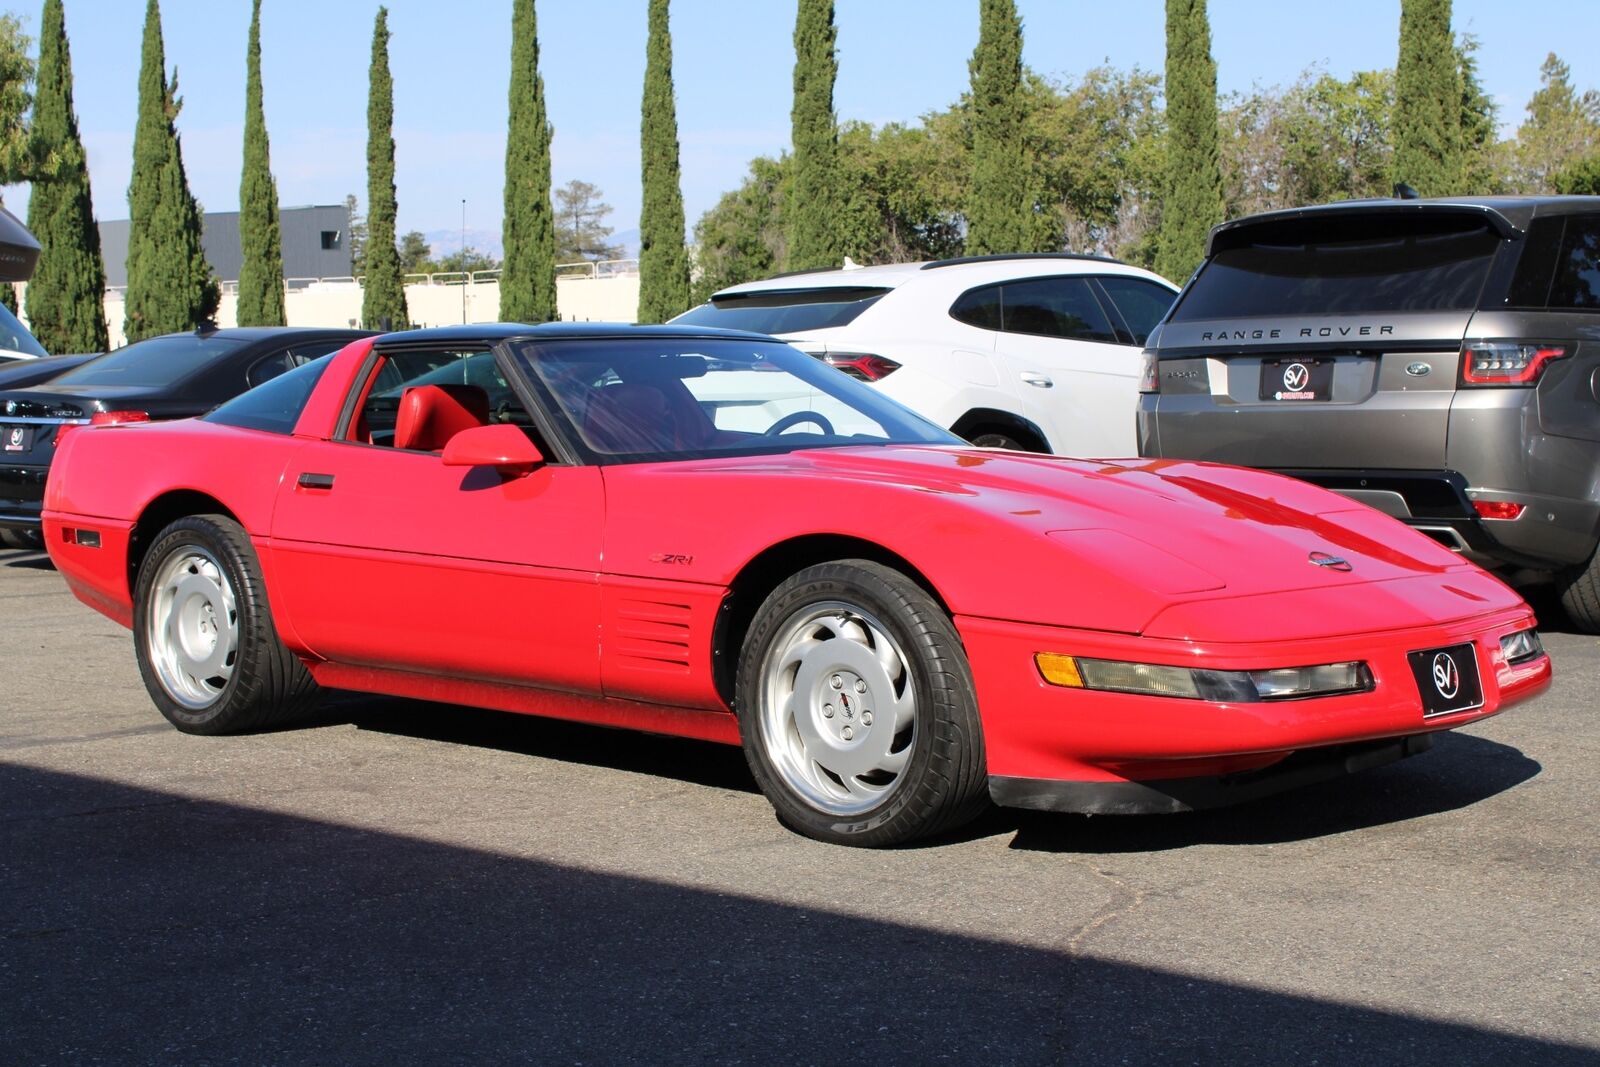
673, 254, 1177, 455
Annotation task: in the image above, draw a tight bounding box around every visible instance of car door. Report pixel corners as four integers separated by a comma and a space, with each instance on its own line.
990, 276, 1145, 457
267, 344, 605, 693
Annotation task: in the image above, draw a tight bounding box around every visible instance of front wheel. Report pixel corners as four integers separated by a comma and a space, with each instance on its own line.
736, 560, 988, 847
133, 514, 318, 734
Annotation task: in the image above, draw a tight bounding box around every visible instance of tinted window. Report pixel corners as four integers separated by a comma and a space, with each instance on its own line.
512, 338, 957, 462
247, 352, 296, 387
1172, 214, 1502, 320
950, 286, 1002, 330
673, 287, 889, 335
1547, 215, 1600, 309
1097, 277, 1176, 345
50, 334, 245, 388
205, 354, 333, 435
1000, 277, 1119, 343
0, 302, 47, 357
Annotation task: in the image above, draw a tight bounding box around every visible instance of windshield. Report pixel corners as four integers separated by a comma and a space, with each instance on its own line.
50, 334, 245, 388
0, 302, 47, 357
672, 287, 889, 335
1172, 214, 1503, 320
510, 336, 958, 462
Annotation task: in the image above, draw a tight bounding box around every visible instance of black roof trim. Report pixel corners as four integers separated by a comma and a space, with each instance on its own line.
1207, 199, 1523, 256
920, 252, 1125, 271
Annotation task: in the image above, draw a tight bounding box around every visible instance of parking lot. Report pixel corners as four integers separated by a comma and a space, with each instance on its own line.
2, 545, 1596, 1064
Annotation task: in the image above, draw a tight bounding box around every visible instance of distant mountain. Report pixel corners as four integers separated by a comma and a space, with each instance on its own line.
423, 227, 504, 260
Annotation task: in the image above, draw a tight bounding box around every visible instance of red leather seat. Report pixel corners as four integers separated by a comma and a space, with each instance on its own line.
582, 383, 676, 453
393, 384, 491, 452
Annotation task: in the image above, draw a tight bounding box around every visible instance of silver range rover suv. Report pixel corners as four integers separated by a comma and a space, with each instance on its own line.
1137, 196, 1600, 632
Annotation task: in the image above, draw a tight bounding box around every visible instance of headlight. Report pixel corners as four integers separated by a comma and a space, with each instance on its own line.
1499, 628, 1543, 664
1035, 654, 1373, 703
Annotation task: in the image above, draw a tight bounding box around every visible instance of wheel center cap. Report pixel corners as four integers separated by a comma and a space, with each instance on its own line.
819, 670, 873, 743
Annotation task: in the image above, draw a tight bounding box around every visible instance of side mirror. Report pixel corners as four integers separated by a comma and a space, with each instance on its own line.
441, 424, 544, 474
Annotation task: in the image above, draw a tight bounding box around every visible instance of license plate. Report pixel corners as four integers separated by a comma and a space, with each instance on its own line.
1259, 359, 1334, 401
1407, 643, 1485, 718
2, 424, 30, 452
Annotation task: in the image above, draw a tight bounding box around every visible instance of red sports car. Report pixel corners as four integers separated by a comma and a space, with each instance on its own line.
43, 325, 1551, 846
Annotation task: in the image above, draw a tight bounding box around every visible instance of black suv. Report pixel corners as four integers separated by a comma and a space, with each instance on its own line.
1137, 196, 1600, 631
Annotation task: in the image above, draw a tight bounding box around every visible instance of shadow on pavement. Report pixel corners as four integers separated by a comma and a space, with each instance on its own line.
2, 549, 53, 570
318, 695, 1538, 855
1, 762, 1589, 1065
1007, 731, 1539, 853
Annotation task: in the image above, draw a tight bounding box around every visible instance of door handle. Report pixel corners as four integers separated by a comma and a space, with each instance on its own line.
297, 472, 335, 490
1021, 373, 1054, 388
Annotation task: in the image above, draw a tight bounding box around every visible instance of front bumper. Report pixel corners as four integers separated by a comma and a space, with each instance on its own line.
957, 603, 1549, 804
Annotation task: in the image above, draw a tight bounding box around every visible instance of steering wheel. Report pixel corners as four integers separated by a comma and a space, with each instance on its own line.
763, 410, 836, 436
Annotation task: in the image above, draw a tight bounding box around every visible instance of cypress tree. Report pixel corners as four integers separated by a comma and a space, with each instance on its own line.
787, 0, 840, 271
361, 6, 406, 331
636, 0, 690, 323
124, 0, 216, 341
0, 282, 14, 315
1153, 0, 1225, 284
966, 0, 1031, 255
24, 0, 107, 354
1393, 0, 1461, 196
499, 0, 557, 323
235, 0, 285, 326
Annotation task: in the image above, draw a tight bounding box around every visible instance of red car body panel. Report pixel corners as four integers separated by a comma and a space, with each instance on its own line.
43, 334, 1551, 806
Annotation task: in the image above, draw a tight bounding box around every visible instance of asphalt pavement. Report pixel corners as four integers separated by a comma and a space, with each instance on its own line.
2, 546, 1596, 1065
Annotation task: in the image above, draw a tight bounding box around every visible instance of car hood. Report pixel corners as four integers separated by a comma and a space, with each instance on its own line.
605, 445, 1516, 638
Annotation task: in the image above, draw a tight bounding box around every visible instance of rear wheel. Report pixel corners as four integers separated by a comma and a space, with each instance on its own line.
736, 560, 988, 847
133, 514, 318, 734
1558, 547, 1600, 634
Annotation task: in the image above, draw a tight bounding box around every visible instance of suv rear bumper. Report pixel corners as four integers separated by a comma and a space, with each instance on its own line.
1277, 468, 1599, 571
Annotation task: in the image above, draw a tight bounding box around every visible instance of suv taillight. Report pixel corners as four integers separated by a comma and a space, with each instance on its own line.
1138, 353, 1159, 394
823, 353, 900, 382
1460, 342, 1568, 386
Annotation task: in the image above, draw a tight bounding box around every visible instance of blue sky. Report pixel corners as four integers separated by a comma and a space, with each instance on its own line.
1, 0, 1596, 252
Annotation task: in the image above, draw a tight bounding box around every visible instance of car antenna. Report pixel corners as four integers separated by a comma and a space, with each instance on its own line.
195, 318, 218, 336
1393, 183, 1421, 200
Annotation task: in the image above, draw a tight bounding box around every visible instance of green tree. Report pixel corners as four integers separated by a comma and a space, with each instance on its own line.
1514, 53, 1600, 193
397, 229, 429, 273
691, 155, 785, 303
344, 192, 365, 275
235, 0, 285, 326
1392, 0, 1461, 195
966, 0, 1034, 254
124, 0, 217, 341
24, 0, 109, 354
1554, 153, 1600, 195
1455, 35, 1503, 194
554, 179, 623, 262
0, 12, 39, 186
636, 0, 690, 323
1154, 0, 1224, 283
360, 6, 406, 330
0, 282, 14, 314
787, 0, 840, 270
500, 0, 557, 323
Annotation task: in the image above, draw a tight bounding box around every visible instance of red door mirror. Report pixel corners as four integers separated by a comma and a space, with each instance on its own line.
440, 424, 544, 474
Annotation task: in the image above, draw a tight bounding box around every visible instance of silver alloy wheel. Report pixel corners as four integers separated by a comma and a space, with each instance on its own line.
145, 546, 239, 710
758, 601, 918, 816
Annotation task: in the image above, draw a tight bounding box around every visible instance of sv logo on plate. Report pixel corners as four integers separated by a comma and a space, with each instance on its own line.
1282, 363, 1310, 391
1431, 652, 1460, 699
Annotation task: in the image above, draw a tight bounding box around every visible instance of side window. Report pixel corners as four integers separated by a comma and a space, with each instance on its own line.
1547, 215, 1600, 310
286, 340, 355, 365
206, 354, 334, 435
949, 285, 1002, 330
999, 277, 1119, 343
246, 352, 296, 387
347, 349, 542, 452
1096, 277, 1177, 346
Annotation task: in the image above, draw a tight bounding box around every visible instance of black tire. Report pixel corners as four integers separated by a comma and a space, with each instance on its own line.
133, 514, 318, 734
969, 431, 1026, 451
1, 527, 43, 549
1558, 547, 1600, 634
735, 560, 988, 847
